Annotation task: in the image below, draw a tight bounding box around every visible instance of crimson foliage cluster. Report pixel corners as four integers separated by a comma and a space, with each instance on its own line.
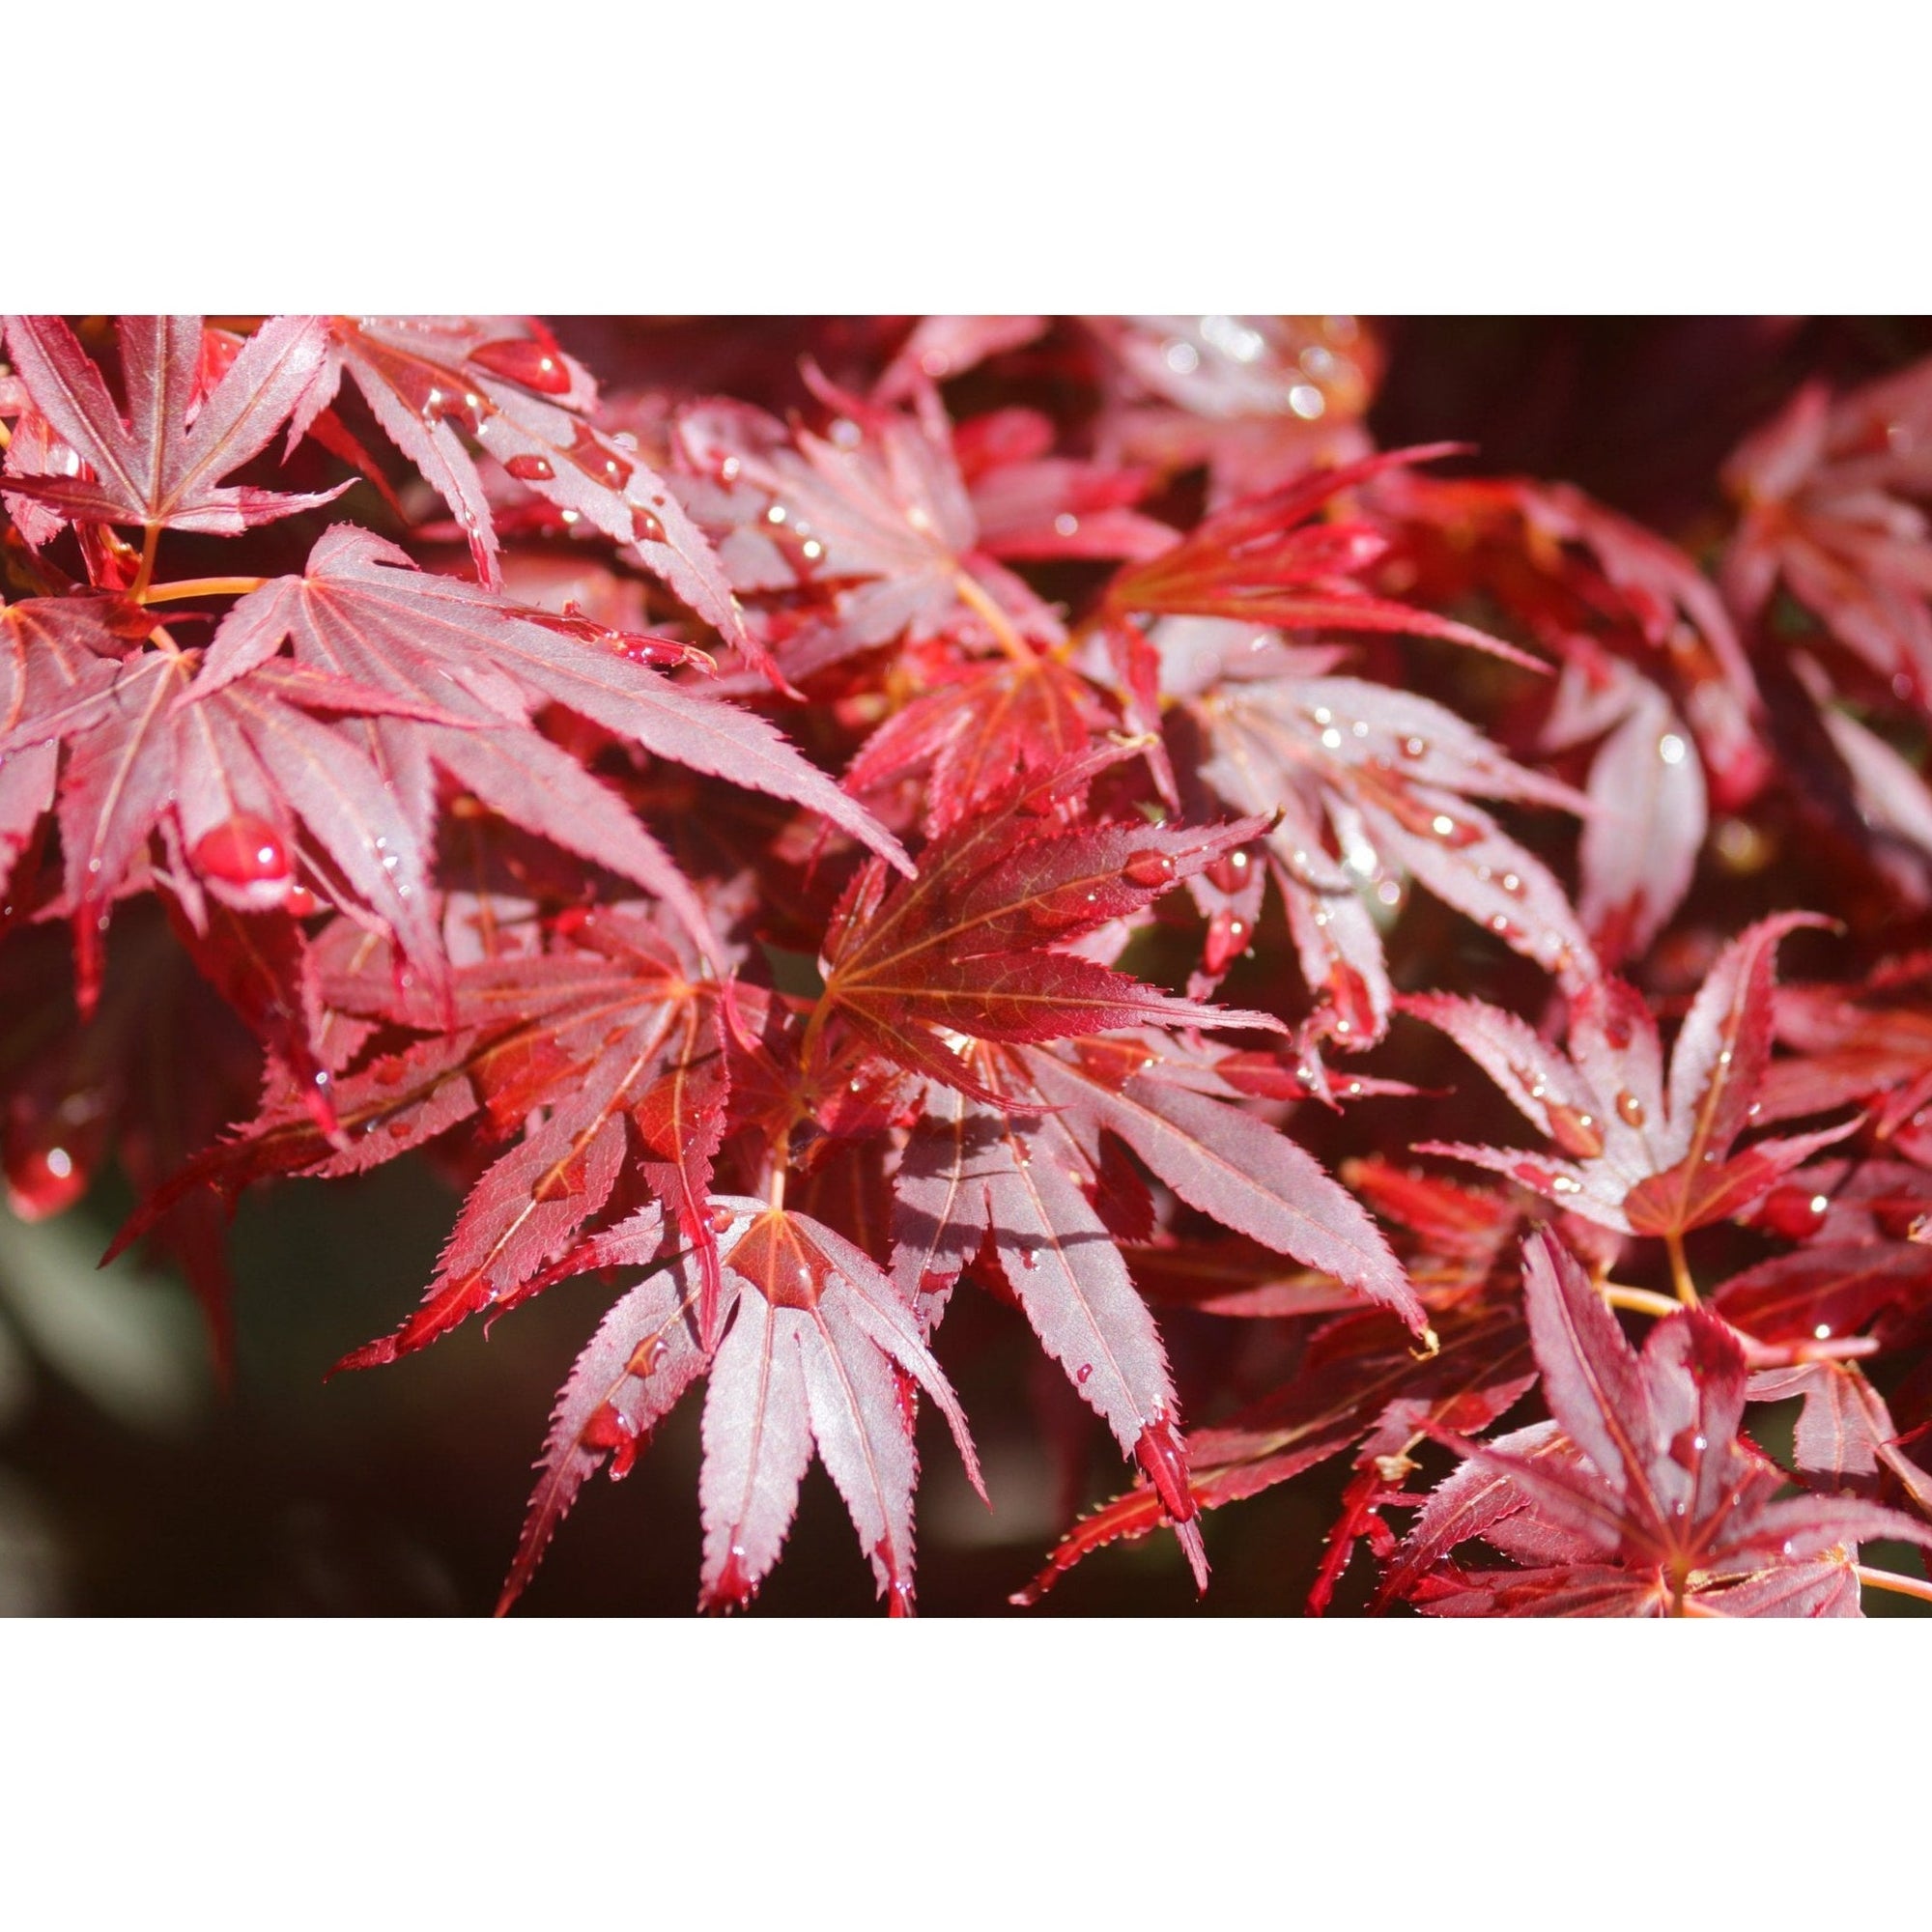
5, 313, 1932, 1616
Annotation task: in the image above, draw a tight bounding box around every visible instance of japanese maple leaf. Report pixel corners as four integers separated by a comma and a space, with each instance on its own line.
497, 1196, 985, 1614
1375, 1228, 1932, 1616
1759, 956, 1932, 1157
1083, 315, 1379, 506
180, 907, 738, 1367
892, 1024, 1417, 1592
818, 747, 1278, 1099
1103, 447, 1538, 662
1747, 1360, 1932, 1522
306, 317, 758, 669
1722, 358, 1932, 701
189, 524, 910, 970
1163, 616, 1595, 1042
1540, 648, 1706, 967
1376, 469, 1772, 810
671, 375, 1065, 681
0, 589, 460, 1014
1745, 1358, 1932, 1520
1716, 1159, 1932, 1350
1404, 913, 1857, 1245
949, 406, 1176, 564
1015, 1299, 1533, 1607
1808, 690, 1932, 905
840, 647, 1116, 838
0, 314, 345, 536
874, 316, 1048, 402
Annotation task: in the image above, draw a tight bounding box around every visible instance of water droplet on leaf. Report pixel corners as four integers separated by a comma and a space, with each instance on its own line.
1207, 849, 1251, 894
1546, 1102, 1605, 1159
191, 815, 293, 908
1134, 1418, 1197, 1522
469, 336, 572, 395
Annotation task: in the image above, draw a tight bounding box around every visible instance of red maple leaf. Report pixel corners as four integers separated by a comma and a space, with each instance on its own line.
1405, 913, 1857, 1252
497, 1195, 985, 1615
1016, 1299, 1532, 1606
1722, 358, 1932, 704
312, 317, 761, 672
1376, 1228, 1932, 1615
818, 746, 1280, 1096
0, 588, 458, 1017
193, 524, 910, 970
1164, 614, 1594, 1041
0, 315, 346, 540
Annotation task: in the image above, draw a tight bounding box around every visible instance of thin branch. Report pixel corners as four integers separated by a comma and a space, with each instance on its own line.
1857, 1564, 1932, 1606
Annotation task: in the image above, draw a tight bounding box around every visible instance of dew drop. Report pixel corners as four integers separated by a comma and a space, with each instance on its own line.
568, 421, 634, 491
1134, 1418, 1197, 1522
581, 1403, 636, 1452
421, 386, 485, 436
1615, 1089, 1646, 1128
1327, 961, 1377, 1038
1076, 1362, 1093, 1384
1204, 909, 1250, 975
1400, 735, 1429, 760
1207, 850, 1252, 894
191, 815, 293, 908
1546, 1102, 1605, 1160
5, 1143, 86, 1221
630, 506, 666, 546
1757, 1185, 1828, 1241
503, 453, 555, 483
1512, 1161, 1559, 1192
1124, 848, 1177, 889
469, 336, 571, 395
